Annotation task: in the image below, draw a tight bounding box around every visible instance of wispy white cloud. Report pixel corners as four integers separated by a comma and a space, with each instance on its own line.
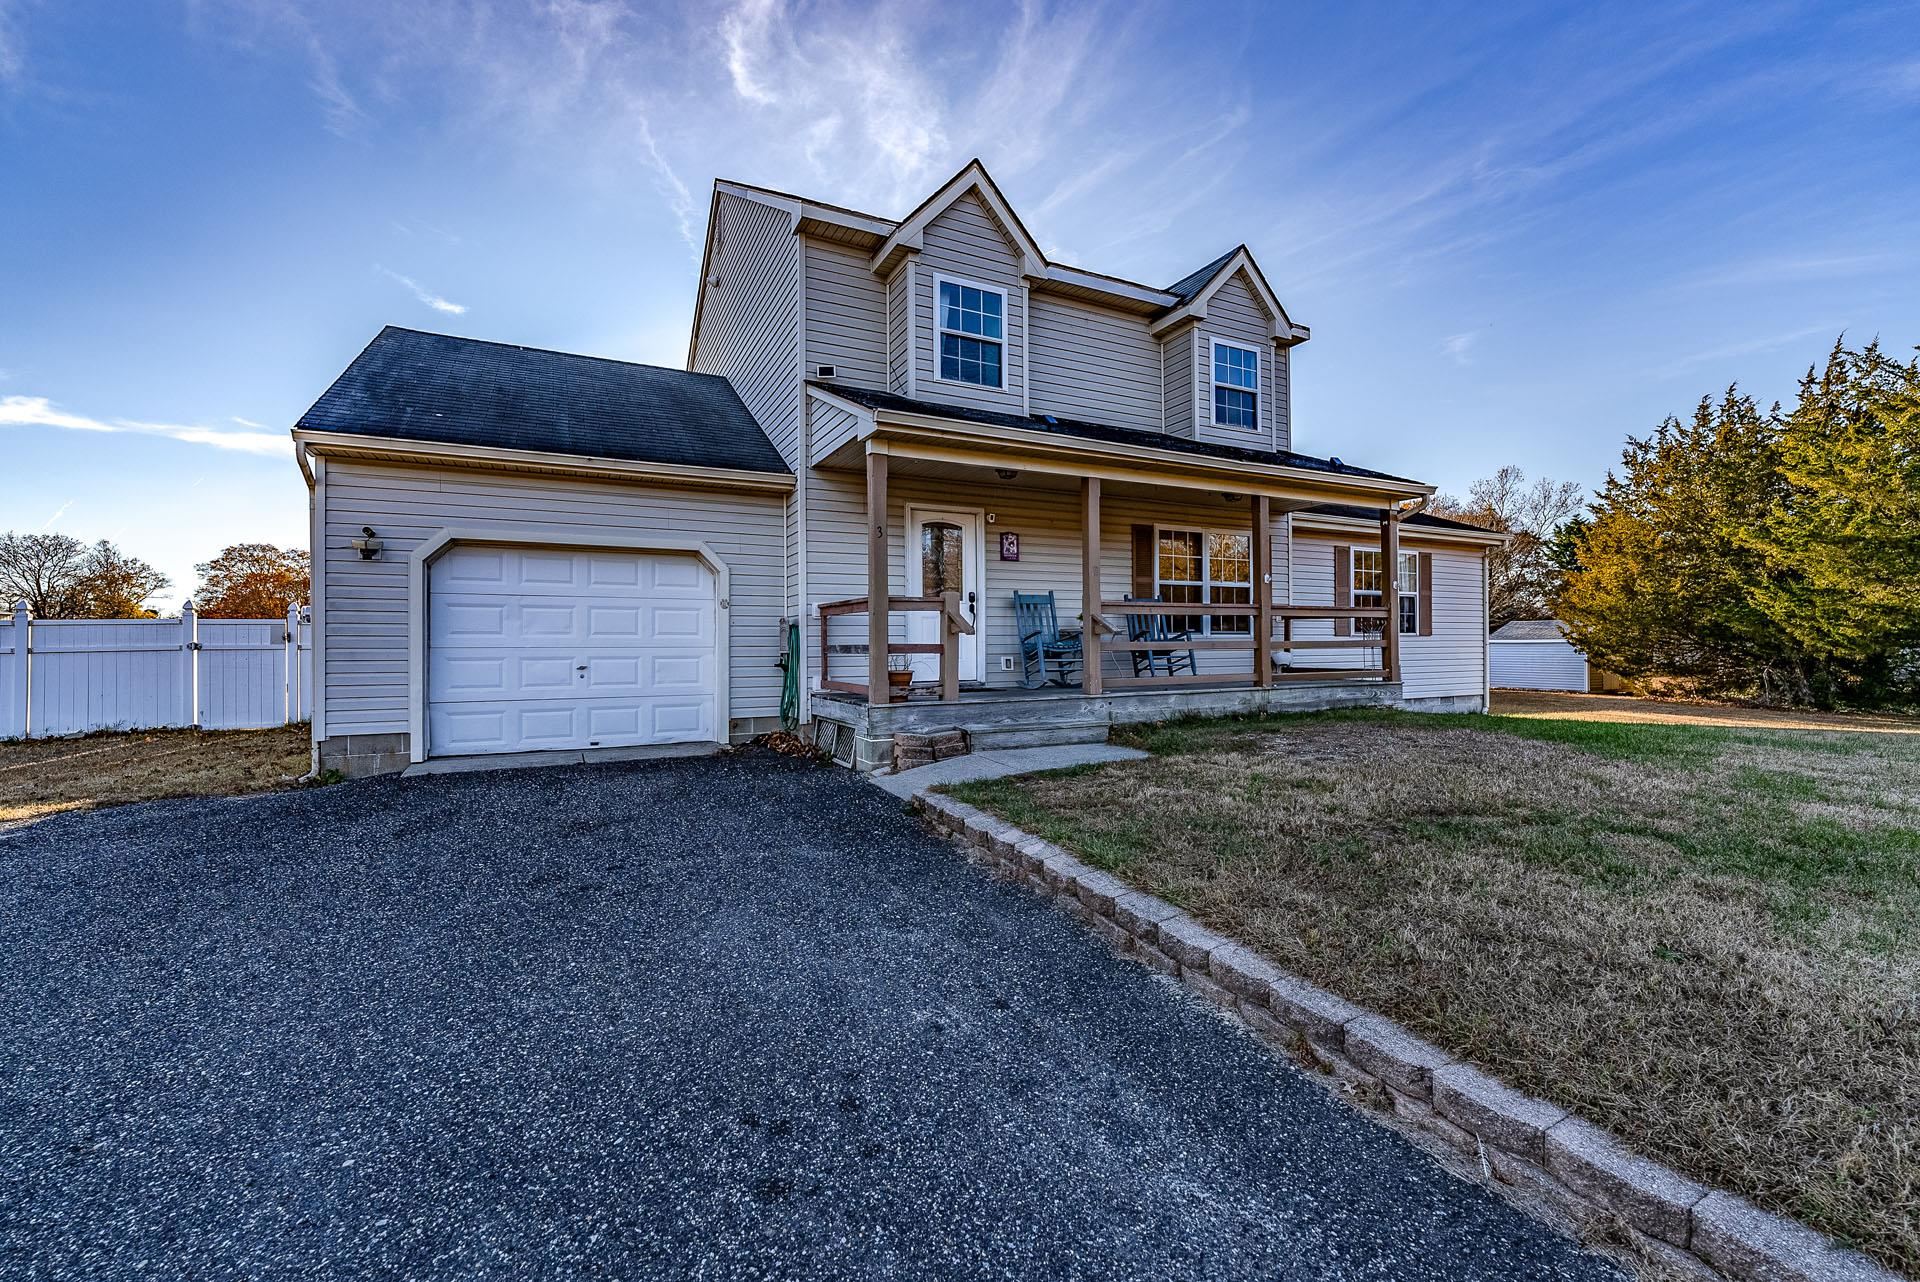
376, 265, 467, 315
230, 415, 265, 428
1441, 332, 1478, 365
0, 0, 22, 88
39, 499, 73, 530
0, 395, 289, 456
1649, 324, 1836, 380
720, 0, 779, 105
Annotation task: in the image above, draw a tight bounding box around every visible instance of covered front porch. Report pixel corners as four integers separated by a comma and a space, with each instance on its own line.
801, 394, 1433, 771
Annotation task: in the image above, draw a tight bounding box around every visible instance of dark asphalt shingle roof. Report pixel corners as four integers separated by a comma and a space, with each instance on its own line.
1303, 503, 1499, 533
811, 383, 1420, 485
297, 327, 790, 474
1163, 247, 1242, 303
1491, 619, 1571, 641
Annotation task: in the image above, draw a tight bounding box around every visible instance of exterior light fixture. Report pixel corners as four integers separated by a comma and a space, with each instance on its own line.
996, 468, 1018, 480
350, 526, 384, 561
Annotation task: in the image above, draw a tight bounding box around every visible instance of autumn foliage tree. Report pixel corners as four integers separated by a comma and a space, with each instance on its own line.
193, 543, 311, 618
0, 532, 169, 617
1559, 338, 1920, 705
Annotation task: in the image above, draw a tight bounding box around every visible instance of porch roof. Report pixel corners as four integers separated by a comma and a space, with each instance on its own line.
809, 382, 1424, 492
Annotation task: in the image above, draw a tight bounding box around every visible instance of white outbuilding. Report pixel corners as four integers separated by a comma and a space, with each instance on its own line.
1489, 619, 1622, 692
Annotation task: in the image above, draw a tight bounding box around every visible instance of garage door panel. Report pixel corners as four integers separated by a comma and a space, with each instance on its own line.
650, 605, 713, 642
586, 606, 644, 640
428, 545, 719, 757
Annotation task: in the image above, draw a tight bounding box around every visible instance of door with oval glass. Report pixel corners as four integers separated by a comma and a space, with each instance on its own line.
905, 506, 984, 684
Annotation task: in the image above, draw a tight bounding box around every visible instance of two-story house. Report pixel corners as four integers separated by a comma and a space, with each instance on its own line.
293, 161, 1501, 777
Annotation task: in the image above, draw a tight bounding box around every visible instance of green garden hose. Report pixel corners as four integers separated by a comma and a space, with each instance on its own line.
780, 620, 800, 730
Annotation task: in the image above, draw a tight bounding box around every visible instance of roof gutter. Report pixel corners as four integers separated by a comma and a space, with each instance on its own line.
292, 429, 796, 493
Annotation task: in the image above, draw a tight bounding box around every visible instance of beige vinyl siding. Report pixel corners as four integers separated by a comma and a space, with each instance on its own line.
317, 460, 787, 737
804, 471, 1291, 689
1288, 534, 1488, 702
1273, 343, 1291, 451
911, 193, 1027, 414
1195, 271, 1278, 451
806, 395, 865, 466
886, 264, 911, 395
690, 191, 801, 466
1161, 322, 1197, 437
1027, 292, 1162, 432
803, 237, 887, 389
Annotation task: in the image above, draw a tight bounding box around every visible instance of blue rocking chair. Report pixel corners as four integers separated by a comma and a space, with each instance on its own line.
1123, 595, 1197, 678
1013, 591, 1084, 688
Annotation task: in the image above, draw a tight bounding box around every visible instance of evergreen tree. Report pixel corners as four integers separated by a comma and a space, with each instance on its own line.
1745, 340, 1920, 697
1559, 390, 1795, 694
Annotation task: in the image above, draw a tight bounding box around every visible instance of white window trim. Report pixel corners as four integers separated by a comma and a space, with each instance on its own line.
931, 271, 1009, 391
1154, 524, 1254, 637
1351, 547, 1419, 637
1209, 337, 1261, 430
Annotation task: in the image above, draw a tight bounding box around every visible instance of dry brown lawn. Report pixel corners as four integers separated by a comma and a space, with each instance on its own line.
0, 725, 312, 824
1494, 687, 1920, 735
946, 709, 1920, 1276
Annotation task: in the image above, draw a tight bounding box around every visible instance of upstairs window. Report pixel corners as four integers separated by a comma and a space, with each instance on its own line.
937, 277, 1005, 388
1212, 340, 1260, 429
1353, 548, 1419, 635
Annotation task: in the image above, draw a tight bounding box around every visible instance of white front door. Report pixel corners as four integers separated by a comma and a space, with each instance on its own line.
426, 545, 718, 757
905, 507, 984, 684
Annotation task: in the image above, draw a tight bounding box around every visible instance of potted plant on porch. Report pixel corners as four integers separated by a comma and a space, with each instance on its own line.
886, 653, 915, 701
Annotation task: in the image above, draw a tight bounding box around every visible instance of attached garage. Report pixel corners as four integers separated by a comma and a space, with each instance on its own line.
294, 327, 794, 778
426, 545, 719, 758
1489, 619, 1612, 692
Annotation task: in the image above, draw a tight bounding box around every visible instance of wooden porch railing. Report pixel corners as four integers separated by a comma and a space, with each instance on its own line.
1095, 600, 1394, 690
818, 592, 976, 705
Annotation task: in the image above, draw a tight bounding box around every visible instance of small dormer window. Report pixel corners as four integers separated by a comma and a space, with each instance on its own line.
936, 275, 1005, 388
1212, 339, 1259, 428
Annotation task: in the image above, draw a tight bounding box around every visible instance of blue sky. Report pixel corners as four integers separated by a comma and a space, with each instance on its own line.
2, 1, 1916, 609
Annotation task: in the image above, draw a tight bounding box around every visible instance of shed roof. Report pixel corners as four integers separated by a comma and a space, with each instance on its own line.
1490, 619, 1571, 641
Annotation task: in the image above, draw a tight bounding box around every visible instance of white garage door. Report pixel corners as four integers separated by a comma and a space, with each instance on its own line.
427, 545, 718, 757
1490, 640, 1590, 692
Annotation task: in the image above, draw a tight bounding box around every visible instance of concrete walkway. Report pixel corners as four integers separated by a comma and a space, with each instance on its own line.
870, 742, 1147, 797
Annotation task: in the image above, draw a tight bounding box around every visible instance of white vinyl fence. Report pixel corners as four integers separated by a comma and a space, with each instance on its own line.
0, 601, 312, 740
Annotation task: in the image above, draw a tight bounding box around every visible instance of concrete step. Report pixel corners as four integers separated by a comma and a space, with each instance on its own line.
965, 721, 1110, 751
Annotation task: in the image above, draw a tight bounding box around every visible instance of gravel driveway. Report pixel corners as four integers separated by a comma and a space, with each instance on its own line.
0, 751, 1621, 1281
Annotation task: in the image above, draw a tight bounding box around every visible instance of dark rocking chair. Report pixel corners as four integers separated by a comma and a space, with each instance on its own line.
1013, 591, 1084, 688
1123, 594, 1197, 678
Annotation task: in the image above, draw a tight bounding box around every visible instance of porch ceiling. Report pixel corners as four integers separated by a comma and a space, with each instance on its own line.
867, 453, 1301, 514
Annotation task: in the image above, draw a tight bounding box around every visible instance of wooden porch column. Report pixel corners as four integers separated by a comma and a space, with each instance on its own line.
1081, 476, 1102, 695
1252, 495, 1272, 687
866, 447, 889, 706
1380, 507, 1401, 684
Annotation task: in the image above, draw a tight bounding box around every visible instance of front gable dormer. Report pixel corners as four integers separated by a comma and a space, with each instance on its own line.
878, 162, 1036, 414
1154, 248, 1309, 452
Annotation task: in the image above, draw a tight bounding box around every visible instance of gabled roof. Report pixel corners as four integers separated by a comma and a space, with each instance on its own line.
298, 327, 789, 474
1149, 245, 1306, 341
1164, 247, 1242, 303
1491, 619, 1571, 641
868, 158, 1047, 277
810, 382, 1420, 486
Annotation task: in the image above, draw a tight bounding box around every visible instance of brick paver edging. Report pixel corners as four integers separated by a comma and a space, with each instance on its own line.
915, 791, 1900, 1282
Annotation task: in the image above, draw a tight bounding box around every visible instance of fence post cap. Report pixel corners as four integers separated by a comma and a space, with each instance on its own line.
10, 599, 28, 617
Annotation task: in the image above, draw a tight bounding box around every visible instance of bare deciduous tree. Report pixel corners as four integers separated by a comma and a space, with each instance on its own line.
1428, 466, 1585, 628
0, 532, 170, 618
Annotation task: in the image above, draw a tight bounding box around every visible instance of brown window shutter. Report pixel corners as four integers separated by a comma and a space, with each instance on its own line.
1418, 552, 1434, 636
1130, 525, 1156, 599
1333, 544, 1351, 637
